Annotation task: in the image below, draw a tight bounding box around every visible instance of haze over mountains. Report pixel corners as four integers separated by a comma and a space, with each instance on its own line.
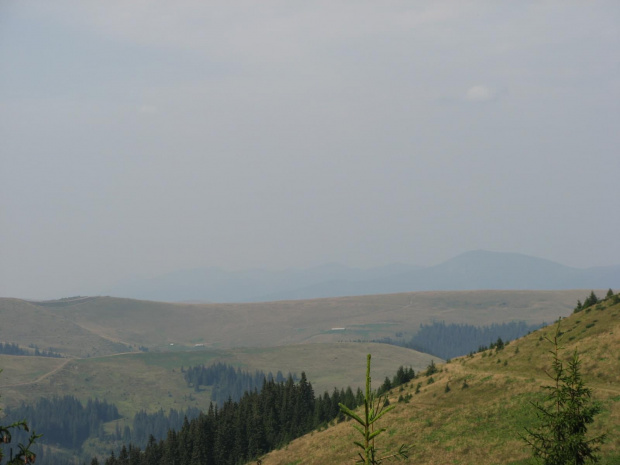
107, 250, 620, 303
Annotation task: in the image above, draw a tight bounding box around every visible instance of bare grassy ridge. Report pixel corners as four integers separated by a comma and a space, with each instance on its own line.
0, 298, 129, 358
0, 290, 588, 356
258, 297, 620, 465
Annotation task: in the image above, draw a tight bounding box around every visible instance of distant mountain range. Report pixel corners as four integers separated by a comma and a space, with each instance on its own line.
106, 250, 620, 303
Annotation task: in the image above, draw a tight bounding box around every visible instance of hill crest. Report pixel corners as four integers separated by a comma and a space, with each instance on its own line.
0, 289, 590, 356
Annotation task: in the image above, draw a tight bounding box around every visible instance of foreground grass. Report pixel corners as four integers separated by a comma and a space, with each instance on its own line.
256, 296, 620, 465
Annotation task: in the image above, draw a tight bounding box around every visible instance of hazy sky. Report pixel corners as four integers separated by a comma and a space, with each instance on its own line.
1, 1, 619, 299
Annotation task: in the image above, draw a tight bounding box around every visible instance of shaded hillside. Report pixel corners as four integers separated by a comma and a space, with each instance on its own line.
2, 290, 588, 352
258, 292, 620, 465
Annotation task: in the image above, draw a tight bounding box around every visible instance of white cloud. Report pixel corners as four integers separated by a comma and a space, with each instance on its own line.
464, 85, 497, 102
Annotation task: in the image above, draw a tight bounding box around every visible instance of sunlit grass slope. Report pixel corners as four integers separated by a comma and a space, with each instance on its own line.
257, 294, 620, 465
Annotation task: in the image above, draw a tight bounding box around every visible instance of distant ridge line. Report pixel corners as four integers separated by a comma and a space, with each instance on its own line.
105, 250, 620, 303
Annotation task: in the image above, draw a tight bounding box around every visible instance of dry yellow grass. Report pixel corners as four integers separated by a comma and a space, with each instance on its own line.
256, 296, 620, 465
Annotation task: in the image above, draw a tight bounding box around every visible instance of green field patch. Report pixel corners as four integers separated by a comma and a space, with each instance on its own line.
344, 323, 400, 333
128, 350, 224, 369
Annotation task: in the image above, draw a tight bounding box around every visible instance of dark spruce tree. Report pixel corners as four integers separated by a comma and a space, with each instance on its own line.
521, 321, 605, 465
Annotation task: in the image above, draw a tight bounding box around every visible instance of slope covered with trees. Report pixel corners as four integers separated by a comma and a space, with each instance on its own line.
183, 362, 297, 403
97, 364, 418, 465
2, 396, 119, 449
401, 320, 544, 359
99, 373, 333, 465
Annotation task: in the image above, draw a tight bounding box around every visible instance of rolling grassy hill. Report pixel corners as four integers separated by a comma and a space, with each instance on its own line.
0, 289, 615, 463
0, 298, 130, 357
0, 289, 589, 356
257, 293, 620, 465
0, 343, 438, 418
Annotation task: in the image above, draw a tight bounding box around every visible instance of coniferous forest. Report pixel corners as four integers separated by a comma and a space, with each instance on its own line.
99, 372, 341, 465
1, 363, 416, 465
397, 320, 543, 359
2, 396, 120, 449
95, 364, 420, 465
183, 362, 297, 403
0, 342, 63, 358
129, 407, 202, 449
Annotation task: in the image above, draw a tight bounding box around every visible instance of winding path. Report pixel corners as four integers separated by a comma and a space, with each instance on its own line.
0, 359, 71, 388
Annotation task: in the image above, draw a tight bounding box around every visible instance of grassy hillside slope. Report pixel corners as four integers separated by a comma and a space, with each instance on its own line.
258, 294, 620, 465
1, 290, 589, 355
0, 298, 130, 357
0, 343, 437, 418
